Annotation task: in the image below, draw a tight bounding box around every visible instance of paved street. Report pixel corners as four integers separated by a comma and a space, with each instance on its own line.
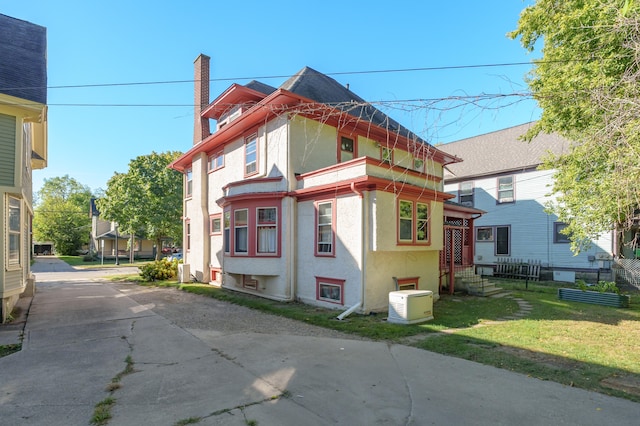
0, 257, 639, 425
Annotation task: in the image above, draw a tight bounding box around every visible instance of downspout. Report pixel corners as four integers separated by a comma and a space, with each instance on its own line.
337, 182, 365, 320
286, 117, 296, 301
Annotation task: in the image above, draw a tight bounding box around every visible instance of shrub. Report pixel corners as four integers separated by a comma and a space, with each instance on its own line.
138, 259, 177, 281
83, 252, 97, 262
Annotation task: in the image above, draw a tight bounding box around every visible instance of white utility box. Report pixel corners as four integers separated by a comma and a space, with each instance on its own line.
178, 263, 190, 283
387, 290, 434, 325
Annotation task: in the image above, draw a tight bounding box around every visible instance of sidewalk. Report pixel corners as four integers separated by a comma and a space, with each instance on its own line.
1, 271, 639, 424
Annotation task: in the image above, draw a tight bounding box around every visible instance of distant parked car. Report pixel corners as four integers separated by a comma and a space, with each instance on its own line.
166, 252, 183, 262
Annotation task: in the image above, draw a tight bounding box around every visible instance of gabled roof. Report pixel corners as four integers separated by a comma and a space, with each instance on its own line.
437, 122, 572, 181
0, 14, 47, 104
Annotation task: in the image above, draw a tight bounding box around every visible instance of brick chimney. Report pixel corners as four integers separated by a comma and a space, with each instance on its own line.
193, 54, 211, 145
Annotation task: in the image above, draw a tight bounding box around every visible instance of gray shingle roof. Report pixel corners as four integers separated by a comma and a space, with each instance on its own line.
245, 80, 276, 95
0, 14, 47, 104
279, 66, 425, 143
437, 122, 571, 180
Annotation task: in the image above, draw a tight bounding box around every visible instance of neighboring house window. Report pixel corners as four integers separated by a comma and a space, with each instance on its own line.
186, 168, 193, 198
257, 207, 277, 254
554, 222, 570, 243
339, 135, 355, 162
223, 211, 231, 253
495, 226, 510, 256
497, 176, 514, 203
459, 182, 474, 207
245, 135, 257, 176
210, 214, 221, 235
316, 200, 335, 256
8, 196, 21, 266
234, 209, 248, 254
209, 151, 224, 171
316, 276, 344, 305
476, 227, 493, 242
381, 146, 393, 164
413, 157, 424, 173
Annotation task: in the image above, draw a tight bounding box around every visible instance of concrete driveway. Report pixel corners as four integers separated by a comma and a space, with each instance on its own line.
0, 257, 638, 425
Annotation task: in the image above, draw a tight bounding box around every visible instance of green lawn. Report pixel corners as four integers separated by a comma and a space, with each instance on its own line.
56, 255, 152, 269
112, 277, 640, 402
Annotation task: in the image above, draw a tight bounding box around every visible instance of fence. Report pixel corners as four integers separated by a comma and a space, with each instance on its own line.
494, 258, 541, 281
613, 259, 640, 290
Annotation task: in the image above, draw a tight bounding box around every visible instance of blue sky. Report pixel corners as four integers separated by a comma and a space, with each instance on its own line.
3, 0, 538, 195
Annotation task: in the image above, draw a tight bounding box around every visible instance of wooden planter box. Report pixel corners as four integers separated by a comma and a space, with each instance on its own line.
558, 288, 630, 308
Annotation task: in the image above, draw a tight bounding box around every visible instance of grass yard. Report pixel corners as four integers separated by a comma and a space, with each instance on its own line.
113, 276, 640, 402
56, 255, 151, 269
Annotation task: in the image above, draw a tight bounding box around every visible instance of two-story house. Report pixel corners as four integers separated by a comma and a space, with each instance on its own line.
439, 123, 614, 282
169, 54, 478, 313
0, 14, 48, 322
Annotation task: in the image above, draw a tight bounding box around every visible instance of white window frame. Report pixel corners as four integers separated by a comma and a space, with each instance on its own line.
256, 207, 277, 254
8, 196, 21, 266
497, 176, 514, 204
316, 201, 335, 256
245, 135, 257, 176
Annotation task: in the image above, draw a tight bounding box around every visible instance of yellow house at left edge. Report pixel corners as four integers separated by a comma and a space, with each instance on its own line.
0, 14, 48, 323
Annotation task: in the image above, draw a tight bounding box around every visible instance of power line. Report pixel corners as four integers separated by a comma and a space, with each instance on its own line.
0, 58, 600, 91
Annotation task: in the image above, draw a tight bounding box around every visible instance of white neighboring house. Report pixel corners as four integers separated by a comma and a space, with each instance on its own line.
169, 54, 483, 313
0, 14, 48, 322
438, 122, 614, 280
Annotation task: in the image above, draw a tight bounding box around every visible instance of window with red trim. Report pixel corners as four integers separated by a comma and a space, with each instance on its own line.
381, 146, 393, 164
234, 209, 248, 254
245, 135, 257, 176
209, 151, 224, 171
338, 134, 356, 162
316, 200, 335, 256
398, 199, 429, 244
185, 219, 191, 251
257, 207, 277, 254
316, 276, 344, 305
210, 214, 222, 235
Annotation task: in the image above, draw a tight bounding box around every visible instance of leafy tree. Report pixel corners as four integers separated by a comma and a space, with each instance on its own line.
33, 175, 93, 255
96, 151, 183, 260
509, 0, 640, 252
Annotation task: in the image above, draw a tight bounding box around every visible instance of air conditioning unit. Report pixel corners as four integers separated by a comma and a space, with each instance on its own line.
387, 290, 434, 325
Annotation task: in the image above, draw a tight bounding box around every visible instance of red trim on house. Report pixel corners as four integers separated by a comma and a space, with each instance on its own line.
296, 156, 442, 184
292, 175, 454, 203
210, 267, 222, 282
337, 132, 357, 163
224, 198, 282, 258
217, 191, 288, 207
209, 213, 222, 235
169, 89, 461, 173
396, 198, 432, 246
396, 277, 420, 290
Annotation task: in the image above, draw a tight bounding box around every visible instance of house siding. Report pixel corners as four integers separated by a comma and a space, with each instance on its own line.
447, 169, 613, 269
0, 113, 16, 186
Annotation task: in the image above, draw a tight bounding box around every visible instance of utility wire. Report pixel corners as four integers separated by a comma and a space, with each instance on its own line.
0, 57, 606, 91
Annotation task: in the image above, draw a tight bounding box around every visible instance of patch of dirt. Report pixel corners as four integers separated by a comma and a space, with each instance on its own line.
495, 346, 580, 371
601, 375, 640, 397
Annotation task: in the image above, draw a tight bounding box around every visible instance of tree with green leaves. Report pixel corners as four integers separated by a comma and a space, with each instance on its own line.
509, 0, 640, 253
96, 151, 183, 260
33, 175, 94, 255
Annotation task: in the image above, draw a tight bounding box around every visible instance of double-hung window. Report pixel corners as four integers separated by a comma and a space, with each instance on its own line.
209, 151, 224, 171
398, 199, 429, 244
459, 182, 474, 206
185, 168, 193, 198
234, 209, 248, 254
8, 196, 21, 265
316, 201, 334, 255
257, 207, 277, 254
245, 135, 257, 176
497, 176, 514, 203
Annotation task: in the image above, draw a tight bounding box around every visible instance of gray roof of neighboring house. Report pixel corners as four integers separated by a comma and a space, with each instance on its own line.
0, 14, 47, 104
437, 122, 572, 181
245, 80, 276, 95
279, 66, 424, 143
